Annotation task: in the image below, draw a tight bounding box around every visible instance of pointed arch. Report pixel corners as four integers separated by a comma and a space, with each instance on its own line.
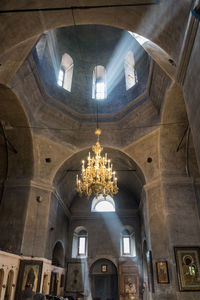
57, 53, 74, 91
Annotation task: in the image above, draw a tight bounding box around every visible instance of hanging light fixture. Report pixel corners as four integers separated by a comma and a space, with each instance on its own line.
76, 128, 118, 198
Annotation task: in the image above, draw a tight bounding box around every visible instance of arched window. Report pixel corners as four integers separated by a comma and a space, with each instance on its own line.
120, 227, 136, 257
124, 51, 137, 90
57, 53, 73, 91
72, 227, 88, 258
92, 65, 106, 100
91, 195, 115, 212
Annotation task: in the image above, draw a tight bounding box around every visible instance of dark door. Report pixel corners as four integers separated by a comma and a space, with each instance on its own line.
92, 274, 118, 300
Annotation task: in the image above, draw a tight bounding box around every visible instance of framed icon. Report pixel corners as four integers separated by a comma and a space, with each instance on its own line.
156, 261, 169, 284
101, 264, 107, 273
174, 247, 200, 291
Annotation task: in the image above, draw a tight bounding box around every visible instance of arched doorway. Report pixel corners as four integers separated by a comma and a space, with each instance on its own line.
52, 241, 65, 267
90, 259, 118, 300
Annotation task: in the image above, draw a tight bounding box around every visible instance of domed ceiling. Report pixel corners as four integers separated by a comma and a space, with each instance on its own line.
9, 24, 171, 149
33, 25, 150, 117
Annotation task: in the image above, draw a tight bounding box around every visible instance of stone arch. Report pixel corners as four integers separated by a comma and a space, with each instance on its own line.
1, 2, 190, 85
90, 258, 118, 300
90, 258, 118, 274
53, 147, 146, 209
52, 241, 65, 268
0, 84, 34, 182
160, 82, 199, 177
0, 84, 34, 253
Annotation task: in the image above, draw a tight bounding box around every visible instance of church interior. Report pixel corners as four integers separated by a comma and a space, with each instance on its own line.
0, 1, 200, 300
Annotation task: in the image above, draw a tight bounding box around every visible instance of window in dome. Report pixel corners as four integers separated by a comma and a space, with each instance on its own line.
57, 68, 64, 87
92, 65, 107, 100
91, 195, 115, 212
124, 51, 138, 90
57, 53, 73, 91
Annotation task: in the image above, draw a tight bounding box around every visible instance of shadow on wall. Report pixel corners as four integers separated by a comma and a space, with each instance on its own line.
52, 241, 65, 268
0, 84, 34, 253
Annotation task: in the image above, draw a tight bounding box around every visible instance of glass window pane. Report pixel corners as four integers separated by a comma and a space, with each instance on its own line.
78, 237, 86, 255
96, 82, 105, 99
57, 69, 64, 86
95, 200, 115, 212
123, 237, 130, 254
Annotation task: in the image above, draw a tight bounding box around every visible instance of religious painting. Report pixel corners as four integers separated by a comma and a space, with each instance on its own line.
156, 261, 169, 284
174, 247, 200, 291
101, 264, 107, 273
15, 260, 43, 300
124, 275, 137, 295
146, 250, 154, 293
66, 262, 84, 292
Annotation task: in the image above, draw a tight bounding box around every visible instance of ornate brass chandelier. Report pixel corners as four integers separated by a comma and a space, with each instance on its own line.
76, 128, 118, 198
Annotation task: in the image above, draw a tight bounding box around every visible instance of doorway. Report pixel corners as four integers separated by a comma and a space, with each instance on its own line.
90, 259, 118, 300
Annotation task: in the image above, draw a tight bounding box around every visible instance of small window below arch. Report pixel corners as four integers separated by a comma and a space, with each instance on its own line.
72, 227, 88, 258
124, 51, 138, 90
57, 53, 73, 91
78, 230, 87, 256
91, 195, 115, 212
120, 227, 136, 257
122, 229, 131, 255
92, 65, 107, 100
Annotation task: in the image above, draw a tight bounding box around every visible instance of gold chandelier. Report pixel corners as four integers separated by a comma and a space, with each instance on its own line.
76, 128, 118, 198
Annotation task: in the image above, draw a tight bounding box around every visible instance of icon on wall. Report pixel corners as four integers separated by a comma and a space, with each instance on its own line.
15, 260, 43, 300
101, 264, 107, 273
156, 261, 169, 284
174, 247, 200, 291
